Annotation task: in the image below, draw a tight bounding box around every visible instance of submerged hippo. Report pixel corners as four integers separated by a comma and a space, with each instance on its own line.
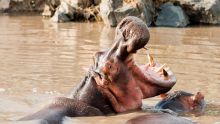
155, 91, 206, 115
19, 16, 176, 124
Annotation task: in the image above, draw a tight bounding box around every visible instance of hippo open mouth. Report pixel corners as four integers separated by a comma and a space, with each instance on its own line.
91, 16, 176, 113
139, 56, 176, 88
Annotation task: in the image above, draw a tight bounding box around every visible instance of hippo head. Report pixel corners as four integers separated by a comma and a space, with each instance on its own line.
156, 91, 206, 115
91, 16, 176, 113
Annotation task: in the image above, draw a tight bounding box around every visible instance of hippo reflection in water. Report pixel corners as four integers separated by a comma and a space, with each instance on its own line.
126, 113, 195, 124
19, 16, 181, 124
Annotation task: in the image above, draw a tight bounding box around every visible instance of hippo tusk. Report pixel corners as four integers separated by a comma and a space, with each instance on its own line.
163, 69, 169, 80
147, 54, 155, 67
155, 64, 166, 73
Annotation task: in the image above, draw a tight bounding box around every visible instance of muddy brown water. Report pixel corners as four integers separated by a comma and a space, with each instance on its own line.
0, 16, 220, 124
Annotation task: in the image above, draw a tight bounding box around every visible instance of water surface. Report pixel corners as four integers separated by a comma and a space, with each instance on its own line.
0, 16, 220, 124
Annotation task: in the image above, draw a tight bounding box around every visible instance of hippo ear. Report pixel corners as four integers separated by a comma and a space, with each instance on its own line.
194, 92, 205, 102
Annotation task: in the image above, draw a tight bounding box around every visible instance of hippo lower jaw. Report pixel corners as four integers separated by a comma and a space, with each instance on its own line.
140, 62, 176, 88
127, 54, 176, 98
136, 62, 176, 98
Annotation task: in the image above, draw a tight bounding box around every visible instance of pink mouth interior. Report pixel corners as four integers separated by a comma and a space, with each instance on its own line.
139, 63, 176, 88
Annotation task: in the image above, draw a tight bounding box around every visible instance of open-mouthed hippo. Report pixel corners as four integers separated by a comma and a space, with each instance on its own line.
19, 16, 176, 124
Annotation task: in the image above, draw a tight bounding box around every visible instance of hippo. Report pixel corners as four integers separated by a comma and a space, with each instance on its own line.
126, 113, 195, 124
19, 16, 176, 124
126, 91, 205, 124
155, 91, 206, 115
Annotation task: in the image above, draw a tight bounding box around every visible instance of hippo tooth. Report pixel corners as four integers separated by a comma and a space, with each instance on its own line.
155, 64, 166, 73
147, 54, 155, 67
163, 69, 169, 80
